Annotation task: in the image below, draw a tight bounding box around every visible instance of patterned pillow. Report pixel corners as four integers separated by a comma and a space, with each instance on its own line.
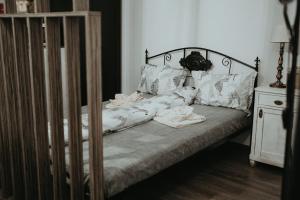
138, 64, 188, 95
192, 71, 257, 112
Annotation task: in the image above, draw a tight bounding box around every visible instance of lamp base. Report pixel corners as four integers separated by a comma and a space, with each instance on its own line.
270, 42, 287, 89
270, 80, 286, 88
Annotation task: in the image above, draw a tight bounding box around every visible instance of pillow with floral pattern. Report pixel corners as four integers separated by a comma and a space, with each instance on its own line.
192, 71, 257, 113
138, 64, 188, 95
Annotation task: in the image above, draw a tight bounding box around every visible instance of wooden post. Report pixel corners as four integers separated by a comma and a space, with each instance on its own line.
0, 20, 13, 198
28, 17, 52, 200
12, 17, 39, 200
45, 17, 67, 200
0, 18, 26, 200
4, 0, 17, 13
34, 0, 50, 12
85, 13, 104, 200
73, 0, 89, 11
64, 16, 84, 200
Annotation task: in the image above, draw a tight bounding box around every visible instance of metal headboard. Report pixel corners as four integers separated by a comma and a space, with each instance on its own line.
145, 47, 260, 74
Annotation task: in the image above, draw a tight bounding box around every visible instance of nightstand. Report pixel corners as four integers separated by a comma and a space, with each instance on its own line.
249, 86, 300, 168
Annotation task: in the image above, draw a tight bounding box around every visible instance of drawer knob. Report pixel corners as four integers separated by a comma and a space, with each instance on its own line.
259, 109, 263, 118
274, 100, 283, 106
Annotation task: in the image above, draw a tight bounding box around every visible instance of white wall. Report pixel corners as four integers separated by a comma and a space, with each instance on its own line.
122, 0, 297, 94
122, 0, 202, 93
196, 0, 289, 86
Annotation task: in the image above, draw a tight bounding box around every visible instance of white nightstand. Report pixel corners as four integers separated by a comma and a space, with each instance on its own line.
249, 86, 300, 168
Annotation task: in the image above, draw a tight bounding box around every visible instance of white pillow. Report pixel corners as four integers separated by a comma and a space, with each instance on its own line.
192, 71, 257, 112
138, 64, 188, 95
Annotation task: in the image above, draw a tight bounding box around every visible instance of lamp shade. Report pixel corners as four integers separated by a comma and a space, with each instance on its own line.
271, 24, 290, 43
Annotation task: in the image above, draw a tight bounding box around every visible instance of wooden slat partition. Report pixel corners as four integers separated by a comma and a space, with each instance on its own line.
0, 12, 103, 200
0, 18, 26, 200
0, 117, 2, 191
4, 0, 17, 13
85, 14, 104, 200
5, 0, 49, 13
0, 25, 13, 197
63, 16, 84, 200
73, 0, 90, 11
34, 0, 50, 13
28, 18, 52, 200
12, 17, 39, 200
45, 17, 67, 200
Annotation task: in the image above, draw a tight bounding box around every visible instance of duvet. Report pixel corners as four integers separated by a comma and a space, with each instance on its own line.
49, 87, 198, 144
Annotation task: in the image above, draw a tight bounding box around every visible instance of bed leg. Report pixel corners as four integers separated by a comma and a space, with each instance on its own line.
249, 159, 256, 167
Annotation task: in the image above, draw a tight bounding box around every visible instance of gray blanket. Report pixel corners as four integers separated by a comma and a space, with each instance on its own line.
65, 103, 251, 198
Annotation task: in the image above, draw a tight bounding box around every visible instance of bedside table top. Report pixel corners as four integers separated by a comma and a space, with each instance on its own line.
255, 86, 300, 96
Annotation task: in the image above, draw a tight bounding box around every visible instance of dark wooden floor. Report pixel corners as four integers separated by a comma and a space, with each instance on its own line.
1, 143, 282, 200
110, 143, 282, 200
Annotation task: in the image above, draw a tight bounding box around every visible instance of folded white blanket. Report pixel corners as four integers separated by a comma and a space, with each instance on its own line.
154, 106, 206, 128
106, 92, 144, 109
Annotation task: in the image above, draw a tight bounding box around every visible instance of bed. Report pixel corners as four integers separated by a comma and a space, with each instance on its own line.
0, 10, 260, 200
76, 102, 251, 198
65, 47, 260, 198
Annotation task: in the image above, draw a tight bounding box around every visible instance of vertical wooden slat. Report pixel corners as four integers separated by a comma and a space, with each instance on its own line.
73, 0, 89, 11
34, 0, 50, 13
28, 17, 52, 200
0, 18, 26, 200
45, 17, 67, 200
63, 16, 84, 200
12, 17, 39, 200
0, 20, 13, 196
85, 13, 104, 200
0, 117, 2, 192
4, 0, 17, 13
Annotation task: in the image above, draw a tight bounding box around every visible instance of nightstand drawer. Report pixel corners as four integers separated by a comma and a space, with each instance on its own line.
258, 93, 286, 108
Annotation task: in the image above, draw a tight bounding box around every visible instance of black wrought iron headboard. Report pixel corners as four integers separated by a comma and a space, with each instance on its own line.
145, 47, 260, 74
145, 47, 260, 113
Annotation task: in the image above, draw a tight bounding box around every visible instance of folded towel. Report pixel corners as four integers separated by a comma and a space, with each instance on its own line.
154, 106, 206, 128
106, 92, 144, 109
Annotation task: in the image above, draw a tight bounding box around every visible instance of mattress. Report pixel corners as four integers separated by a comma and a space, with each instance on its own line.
65, 103, 251, 198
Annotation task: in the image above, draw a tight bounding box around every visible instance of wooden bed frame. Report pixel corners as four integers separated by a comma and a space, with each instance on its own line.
0, 1, 261, 200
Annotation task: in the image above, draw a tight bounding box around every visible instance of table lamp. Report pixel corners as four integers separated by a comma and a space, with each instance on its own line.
270, 24, 290, 88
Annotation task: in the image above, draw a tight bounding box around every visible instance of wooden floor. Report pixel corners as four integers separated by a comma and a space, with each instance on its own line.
111, 143, 282, 200
1, 143, 282, 200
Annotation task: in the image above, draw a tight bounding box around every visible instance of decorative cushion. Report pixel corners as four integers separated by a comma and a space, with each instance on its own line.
179, 51, 212, 71
138, 64, 188, 95
192, 71, 257, 112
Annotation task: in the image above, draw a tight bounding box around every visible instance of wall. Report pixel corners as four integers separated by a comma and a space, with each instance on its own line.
122, 0, 297, 94
122, 0, 201, 93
